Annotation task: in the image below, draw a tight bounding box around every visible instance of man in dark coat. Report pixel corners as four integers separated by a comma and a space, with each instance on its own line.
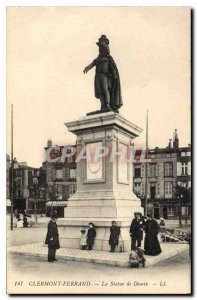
45, 212, 60, 262
83, 35, 123, 113
130, 212, 143, 250
144, 213, 162, 256
109, 221, 121, 252
87, 222, 96, 250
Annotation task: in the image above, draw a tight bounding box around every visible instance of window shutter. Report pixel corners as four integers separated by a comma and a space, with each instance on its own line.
147, 182, 150, 198
156, 164, 160, 177
156, 182, 160, 198
147, 164, 150, 177
188, 162, 191, 176
169, 182, 173, 198
177, 162, 182, 176
141, 183, 145, 196
141, 164, 145, 177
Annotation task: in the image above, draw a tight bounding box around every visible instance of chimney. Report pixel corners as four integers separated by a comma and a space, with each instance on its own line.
173, 129, 179, 149
47, 139, 52, 148
168, 139, 172, 148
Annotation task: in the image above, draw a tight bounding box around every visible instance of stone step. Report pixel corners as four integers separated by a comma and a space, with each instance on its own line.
8, 242, 189, 268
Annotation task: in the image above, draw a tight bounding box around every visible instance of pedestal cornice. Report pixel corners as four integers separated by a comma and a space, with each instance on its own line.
65, 111, 143, 138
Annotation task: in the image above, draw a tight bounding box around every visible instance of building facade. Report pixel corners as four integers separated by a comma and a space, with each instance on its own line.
6, 154, 11, 212
44, 140, 77, 217
8, 160, 47, 214
133, 130, 191, 220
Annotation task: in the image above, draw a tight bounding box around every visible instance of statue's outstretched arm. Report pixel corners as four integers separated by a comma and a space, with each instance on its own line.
83, 60, 96, 74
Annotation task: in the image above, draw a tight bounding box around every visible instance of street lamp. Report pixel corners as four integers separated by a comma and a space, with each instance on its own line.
179, 193, 184, 228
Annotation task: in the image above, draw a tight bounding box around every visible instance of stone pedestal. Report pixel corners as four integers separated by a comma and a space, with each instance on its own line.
58, 111, 143, 252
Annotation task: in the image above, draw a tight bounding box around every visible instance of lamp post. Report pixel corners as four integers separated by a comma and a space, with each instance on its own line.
179, 194, 183, 228
10, 104, 14, 230
33, 182, 39, 223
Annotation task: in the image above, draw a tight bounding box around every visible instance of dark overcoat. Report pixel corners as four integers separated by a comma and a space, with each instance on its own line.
144, 219, 162, 256
109, 225, 121, 246
94, 54, 122, 110
45, 220, 60, 249
129, 218, 144, 240
108, 55, 123, 110
87, 227, 96, 247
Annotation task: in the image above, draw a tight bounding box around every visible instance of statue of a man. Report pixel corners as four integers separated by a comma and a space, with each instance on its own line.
83, 35, 123, 113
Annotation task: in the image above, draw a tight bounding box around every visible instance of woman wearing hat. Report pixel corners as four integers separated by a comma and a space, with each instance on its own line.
45, 212, 60, 262
144, 214, 162, 256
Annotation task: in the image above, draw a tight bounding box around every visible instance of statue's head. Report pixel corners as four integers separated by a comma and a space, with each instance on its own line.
96, 35, 110, 55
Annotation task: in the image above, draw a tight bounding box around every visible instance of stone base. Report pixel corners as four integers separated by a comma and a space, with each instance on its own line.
86, 108, 119, 116
57, 215, 143, 252
60, 112, 144, 252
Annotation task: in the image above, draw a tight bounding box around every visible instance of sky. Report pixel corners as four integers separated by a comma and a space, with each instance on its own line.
6, 7, 191, 167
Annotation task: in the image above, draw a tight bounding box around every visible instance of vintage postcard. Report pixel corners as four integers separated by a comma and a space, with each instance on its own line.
6, 7, 191, 294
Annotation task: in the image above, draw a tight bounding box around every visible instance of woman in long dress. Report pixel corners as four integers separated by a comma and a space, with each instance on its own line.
144, 214, 162, 256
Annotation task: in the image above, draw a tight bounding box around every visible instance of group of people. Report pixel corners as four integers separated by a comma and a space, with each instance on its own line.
14, 209, 29, 228
80, 220, 120, 252
130, 212, 162, 256
80, 223, 96, 250
45, 212, 162, 263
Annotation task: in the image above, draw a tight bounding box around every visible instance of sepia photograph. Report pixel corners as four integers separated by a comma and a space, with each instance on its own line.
6, 6, 191, 294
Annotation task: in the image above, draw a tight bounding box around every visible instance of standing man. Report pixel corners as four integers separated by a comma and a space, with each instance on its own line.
45, 211, 60, 262
129, 212, 144, 250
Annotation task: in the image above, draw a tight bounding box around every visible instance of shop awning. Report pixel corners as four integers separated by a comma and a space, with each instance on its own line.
28, 198, 46, 203
46, 201, 68, 207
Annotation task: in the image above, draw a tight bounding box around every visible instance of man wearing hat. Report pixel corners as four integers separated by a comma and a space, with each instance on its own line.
83, 35, 123, 113
45, 211, 60, 262
129, 212, 144, 250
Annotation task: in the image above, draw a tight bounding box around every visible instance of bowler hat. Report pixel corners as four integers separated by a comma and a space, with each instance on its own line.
134, 212, 141, 216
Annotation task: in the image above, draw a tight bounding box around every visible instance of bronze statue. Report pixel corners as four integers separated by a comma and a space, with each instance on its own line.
83, 35, 123, 113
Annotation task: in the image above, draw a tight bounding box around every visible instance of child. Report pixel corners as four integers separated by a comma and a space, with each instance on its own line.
109, 221, 120, 252
87, 223, 96, 250
80, 227, 87, 250
23, 215, 28, 228
129, 248, 146, 268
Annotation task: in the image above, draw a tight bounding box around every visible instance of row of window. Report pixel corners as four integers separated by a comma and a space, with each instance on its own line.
163, 205, 189, 217
145, 151, 190, 159
55, 168, 76, 180
55, 184, 77, 197
134, 181, 173, 198
134, 162, 190, 178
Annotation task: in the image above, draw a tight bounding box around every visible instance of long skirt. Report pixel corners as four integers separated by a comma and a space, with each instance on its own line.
144, 234, 162, 256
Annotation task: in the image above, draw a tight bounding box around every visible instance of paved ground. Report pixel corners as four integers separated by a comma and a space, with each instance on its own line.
8, 241, 189, 267
7, 250, 191, 294
7, 226, 47, 247
7, 223, 191, 294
